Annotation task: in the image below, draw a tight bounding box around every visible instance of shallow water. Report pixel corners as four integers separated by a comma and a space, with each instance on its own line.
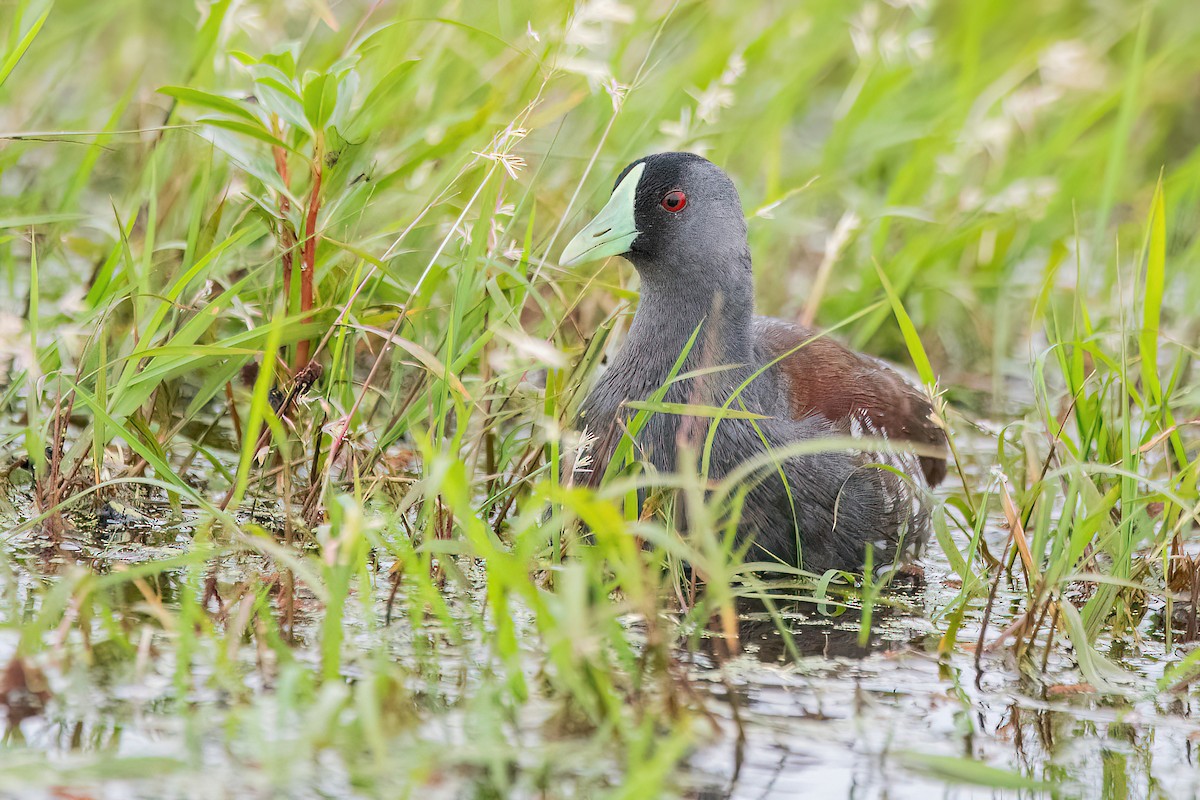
679, 431, 1200, 799
682, 542, 1200, 799
1, 436, 1198, 799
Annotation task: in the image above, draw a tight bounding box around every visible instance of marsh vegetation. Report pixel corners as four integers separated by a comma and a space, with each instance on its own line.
0, 0, 1199, 797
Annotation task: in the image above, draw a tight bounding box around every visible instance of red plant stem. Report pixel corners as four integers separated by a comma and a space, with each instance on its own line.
295, 160, 322, 371
270, 115, 307, 378
272, 141, 295, 307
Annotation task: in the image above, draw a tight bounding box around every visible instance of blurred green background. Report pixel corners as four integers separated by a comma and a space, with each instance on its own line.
3, 0, 1198, 399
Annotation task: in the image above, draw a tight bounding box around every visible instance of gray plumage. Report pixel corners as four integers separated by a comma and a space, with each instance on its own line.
569, 152, 932, 574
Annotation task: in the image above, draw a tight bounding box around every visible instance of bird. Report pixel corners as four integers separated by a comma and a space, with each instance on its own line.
558, 152, 947, 575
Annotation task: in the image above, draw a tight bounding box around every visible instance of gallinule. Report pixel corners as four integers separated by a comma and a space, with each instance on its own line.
560, 152, 946, 574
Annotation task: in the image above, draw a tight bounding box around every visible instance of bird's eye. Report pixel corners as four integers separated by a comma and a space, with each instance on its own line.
660, 190, 687, 212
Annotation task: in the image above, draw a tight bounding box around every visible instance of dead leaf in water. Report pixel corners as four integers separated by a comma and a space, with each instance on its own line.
1046, 682, 1095, 697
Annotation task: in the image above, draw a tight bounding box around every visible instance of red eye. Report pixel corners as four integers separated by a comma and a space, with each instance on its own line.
660, 189, 687, 212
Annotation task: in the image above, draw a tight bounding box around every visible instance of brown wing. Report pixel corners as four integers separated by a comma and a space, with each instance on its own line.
754, 318, 948, 486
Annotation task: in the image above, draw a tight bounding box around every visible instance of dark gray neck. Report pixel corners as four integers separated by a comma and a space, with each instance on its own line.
593, 253, 757, 413
629, 271, 754, 370
576, 253, 759, 476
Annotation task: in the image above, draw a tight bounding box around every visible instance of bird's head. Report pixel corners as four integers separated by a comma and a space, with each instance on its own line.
560, 152, 751, 290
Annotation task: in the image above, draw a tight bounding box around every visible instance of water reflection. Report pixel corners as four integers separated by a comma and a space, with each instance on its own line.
684, 572, 1200, 799
723, 597, 929, 665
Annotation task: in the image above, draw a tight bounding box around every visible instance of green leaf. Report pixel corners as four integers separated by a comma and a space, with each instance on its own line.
0, 3, 52, 89
874, 260, 935, 385
1138, 176, 1165, 405
899, 752, 1053, 791
0, 213, 87, 228
261, 48, 298, 77
254, 75, 304, 104
67, 381, 202, 504
159, 85, 261, 123
623, 400, 769, 420
303, 71, 337, 130
1058, 600, 1134, 693
227, 49, 260, 67
1158, 643, 1200, 693
197, 116, 297, 153
258, 84, 311, 134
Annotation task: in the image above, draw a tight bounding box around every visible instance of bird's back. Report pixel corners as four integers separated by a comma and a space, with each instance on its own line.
752, 317, 948, 486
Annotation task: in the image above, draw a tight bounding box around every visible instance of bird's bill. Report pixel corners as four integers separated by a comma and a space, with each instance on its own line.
559, 162, 644, 267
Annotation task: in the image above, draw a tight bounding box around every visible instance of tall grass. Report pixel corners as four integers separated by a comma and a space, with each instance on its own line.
0, 0, 1198, 795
